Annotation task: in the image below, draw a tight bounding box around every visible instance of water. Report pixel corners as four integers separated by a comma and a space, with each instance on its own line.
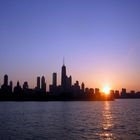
0, 100, 140, 140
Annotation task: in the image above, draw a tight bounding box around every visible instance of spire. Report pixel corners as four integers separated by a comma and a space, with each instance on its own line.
63, 57, 65, 66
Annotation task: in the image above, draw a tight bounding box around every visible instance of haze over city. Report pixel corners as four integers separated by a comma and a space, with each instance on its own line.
0, 0, 140, 91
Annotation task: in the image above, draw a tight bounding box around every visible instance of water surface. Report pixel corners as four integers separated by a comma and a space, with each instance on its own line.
0, 99, 140, 140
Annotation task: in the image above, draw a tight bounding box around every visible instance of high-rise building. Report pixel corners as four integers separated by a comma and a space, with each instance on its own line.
4, 74, 8, 86
23, 81, 28, 90
1, 75, 10, 93
50, 73, 57, 95
41, 76, 46, 92
114, 90, 120, 98
52, 73, 57, 87
81, 82, 85, 92
121, 88, 126, 97
9, 81, 13, 92
122, 88, 126, 93
17, 81, 20, 87
37, 76, 40, 90
14, 81, 22, 94
61, 64, 67, 91
66, 76, 72, 89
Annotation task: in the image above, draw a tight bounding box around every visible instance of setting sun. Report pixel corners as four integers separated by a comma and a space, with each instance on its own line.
103, 85, 110, 95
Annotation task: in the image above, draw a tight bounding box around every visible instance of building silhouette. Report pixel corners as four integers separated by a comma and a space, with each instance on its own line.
49, 73, 58, 95
23, 82, 29, 90
67, 76, 72, 90
1, 75, 12, 93
121, 88, 126, 97
81, 82, 85, 92
0, 63, 139, 101
14, 81, 22, 94
4, 74, 8, 86
41, 76, 46, 92
9, 81, 13, 93
61, 64, 67, 92
53, 73, 57, 87
36, 76, 41, 90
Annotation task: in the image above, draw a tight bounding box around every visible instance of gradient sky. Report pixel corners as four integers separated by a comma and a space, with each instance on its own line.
0, 0, 140, 91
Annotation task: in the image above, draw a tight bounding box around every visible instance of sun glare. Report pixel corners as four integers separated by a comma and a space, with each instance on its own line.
103, 86, 110, 95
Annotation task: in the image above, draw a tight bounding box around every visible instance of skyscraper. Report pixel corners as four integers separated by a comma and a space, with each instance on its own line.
49, 73, 57, 95
61, 64, 67, 91
9, 81, 13, 92
37, 76, 40, 90
41, 76, 46, 92
81, 82, 85, 92
121, 88, 126, 97
14, 81, 22, 94
52, 73, 57, 87
67, 76, 72, 89
4, 74, 8, 86
23, 81, 28, 90
1, 74, 10, 93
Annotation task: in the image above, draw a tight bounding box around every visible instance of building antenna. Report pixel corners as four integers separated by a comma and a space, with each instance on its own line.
63, 57, 65, 66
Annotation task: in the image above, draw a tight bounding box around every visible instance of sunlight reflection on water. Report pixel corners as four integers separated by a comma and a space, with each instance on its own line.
0, 100, 140, 140
99, 101, 116, 140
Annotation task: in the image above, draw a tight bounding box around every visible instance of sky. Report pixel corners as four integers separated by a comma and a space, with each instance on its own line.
0, 0, 140, 91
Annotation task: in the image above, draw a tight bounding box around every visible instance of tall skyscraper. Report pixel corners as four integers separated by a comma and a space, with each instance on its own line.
61, 64, 67, 90
10, 81, 13, 92
4, 74, 8, 86
41, 76, 46, 92
52, 73, 57, 87
81, 82, 85, 92
37, 76, 40, 90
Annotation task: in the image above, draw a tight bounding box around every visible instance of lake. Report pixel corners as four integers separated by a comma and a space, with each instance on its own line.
0, 100, 140, 140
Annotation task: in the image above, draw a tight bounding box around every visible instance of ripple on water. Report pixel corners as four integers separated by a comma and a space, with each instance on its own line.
0, 100, 140, 140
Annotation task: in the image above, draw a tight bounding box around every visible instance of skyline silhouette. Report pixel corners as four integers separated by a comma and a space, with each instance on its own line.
1, 63, 140, 93
0, 63, 140, 101
0, 0, 140, 91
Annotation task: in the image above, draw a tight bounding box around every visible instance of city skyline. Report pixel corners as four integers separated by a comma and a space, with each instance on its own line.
0, 63, 140, 101
0, 63, 139, 94
0, 0, 140, 91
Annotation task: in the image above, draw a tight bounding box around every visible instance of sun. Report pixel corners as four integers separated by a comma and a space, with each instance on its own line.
102, 85, 110, 95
